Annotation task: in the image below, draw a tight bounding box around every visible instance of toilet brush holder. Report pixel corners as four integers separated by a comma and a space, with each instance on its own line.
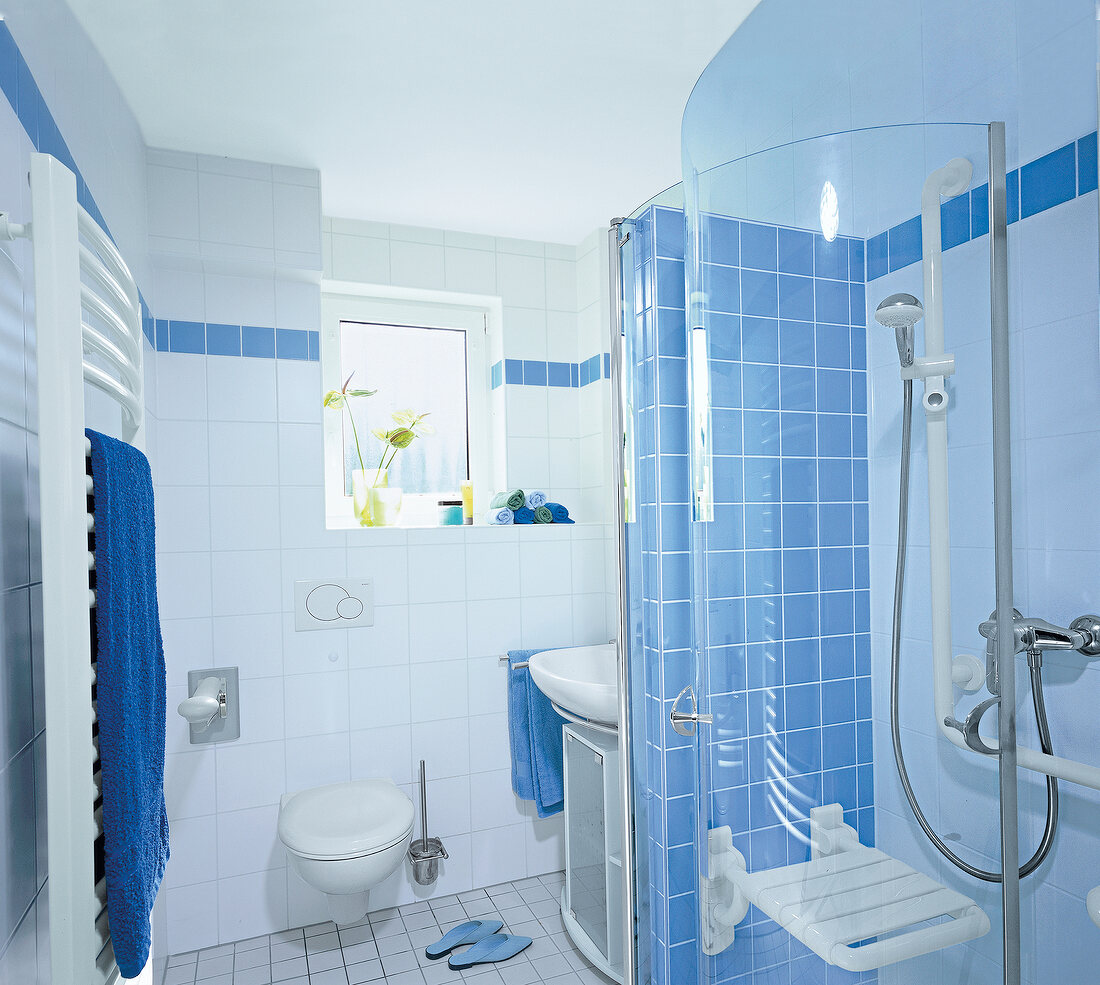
408, 759, 447, 886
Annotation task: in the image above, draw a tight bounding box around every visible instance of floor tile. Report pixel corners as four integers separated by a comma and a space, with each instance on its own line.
161, 870, 602, 985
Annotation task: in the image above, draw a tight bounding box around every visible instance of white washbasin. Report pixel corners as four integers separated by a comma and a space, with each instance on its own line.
528, 644, 619, 726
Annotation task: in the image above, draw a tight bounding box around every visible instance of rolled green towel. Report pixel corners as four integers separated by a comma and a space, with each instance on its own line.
491, 489, 526, 511
533, 505, 554, 524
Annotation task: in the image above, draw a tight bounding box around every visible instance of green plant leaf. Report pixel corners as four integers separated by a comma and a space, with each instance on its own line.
387, 427, 416, 449
346, 388, 378, 397
323, 390, 345, 409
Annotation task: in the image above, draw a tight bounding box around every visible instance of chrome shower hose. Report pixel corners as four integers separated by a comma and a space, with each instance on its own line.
890, 379, 1059, 882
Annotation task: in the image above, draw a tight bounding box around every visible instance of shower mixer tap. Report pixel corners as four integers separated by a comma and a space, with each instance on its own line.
979, 611, 1100, 692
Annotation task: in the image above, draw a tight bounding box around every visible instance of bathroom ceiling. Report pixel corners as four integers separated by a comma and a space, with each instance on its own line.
63, 0, 761, 243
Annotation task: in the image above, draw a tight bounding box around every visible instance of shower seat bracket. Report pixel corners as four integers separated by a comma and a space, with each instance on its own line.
899, 352, 955, 381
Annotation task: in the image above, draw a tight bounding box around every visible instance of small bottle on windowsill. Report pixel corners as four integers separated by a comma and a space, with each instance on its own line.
460, 480, 474, 525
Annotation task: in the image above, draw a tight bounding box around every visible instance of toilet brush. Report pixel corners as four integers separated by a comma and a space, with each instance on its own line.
408, 759, 447, 886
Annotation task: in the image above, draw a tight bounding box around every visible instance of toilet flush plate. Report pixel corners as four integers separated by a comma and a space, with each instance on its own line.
294, 578, 375, 631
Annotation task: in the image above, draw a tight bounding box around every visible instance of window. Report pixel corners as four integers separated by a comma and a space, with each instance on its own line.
321, 286, 495, 528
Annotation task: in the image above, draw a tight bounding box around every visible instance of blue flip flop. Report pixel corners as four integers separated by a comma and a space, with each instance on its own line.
424, 919, 503, 960
447, 933, 533, 969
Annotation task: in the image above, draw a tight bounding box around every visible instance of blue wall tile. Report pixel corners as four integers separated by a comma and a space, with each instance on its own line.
778, 274, 814, 321
547, 361, 571, 387
741, 222, 778, 271
1020, 142, 1076, 219
866, 232, 888, 280
307, 330, 320, 361
522, 359, 547, 386
504, 358, 523, 385
276, 328, 309, 360
888, 215, 922, 272
815, 235, 848, 281
1007, 168, 1020, 224
703, 214, 739, 266
741, 269, 778, 317
1078, 131, 1098, 194
205, 323, 241, 357
971, 183, 989, 239
940, 193, 970, 250
169, 320, 205, 354
778, 228, 814, 275
242, 325, 276, 358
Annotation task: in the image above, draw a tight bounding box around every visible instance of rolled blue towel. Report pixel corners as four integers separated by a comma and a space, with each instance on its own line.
486, 507, 514, 525
525, 490, 547, 510
546, 502, 575, 524
514, 507, 535, 524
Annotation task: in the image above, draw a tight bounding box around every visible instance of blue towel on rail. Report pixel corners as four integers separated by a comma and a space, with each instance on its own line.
507, 649, 566, 817
87, 429, 169, 979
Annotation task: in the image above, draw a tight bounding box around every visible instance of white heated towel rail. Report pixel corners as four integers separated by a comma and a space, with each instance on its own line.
13, 153, 146, 984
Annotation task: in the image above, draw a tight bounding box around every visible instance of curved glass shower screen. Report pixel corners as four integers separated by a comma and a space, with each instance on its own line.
666, 122, 1022, 985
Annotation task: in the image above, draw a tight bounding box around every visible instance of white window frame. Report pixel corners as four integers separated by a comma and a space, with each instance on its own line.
320, 281, 499, 529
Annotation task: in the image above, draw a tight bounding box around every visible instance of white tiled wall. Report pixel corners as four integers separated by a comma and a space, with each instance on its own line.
148, 160, 620, 952
867, 194, 1100, 985
152, 351, 618, 951
0, 6, 156, 981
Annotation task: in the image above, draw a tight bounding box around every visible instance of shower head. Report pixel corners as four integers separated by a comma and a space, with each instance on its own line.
875, 293, 924, 368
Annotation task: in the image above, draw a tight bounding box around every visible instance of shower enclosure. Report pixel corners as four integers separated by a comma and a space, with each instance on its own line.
614, 111, 1100, 985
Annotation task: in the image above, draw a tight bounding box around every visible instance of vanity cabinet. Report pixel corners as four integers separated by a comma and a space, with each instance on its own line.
562, 722, 623, 983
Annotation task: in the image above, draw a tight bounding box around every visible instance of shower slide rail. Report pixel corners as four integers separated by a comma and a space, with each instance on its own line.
3, 152, 147, 984
918, 145, 1100, 793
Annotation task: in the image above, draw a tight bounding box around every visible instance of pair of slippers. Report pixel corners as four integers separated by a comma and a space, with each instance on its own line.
425, 919, 532, 969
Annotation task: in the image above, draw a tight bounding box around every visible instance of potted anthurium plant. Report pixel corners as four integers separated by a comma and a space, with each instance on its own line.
323, 372, 432, 526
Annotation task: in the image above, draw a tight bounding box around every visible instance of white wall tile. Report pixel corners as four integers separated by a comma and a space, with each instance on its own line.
282, 611, 348, 675
520, 594, 575, 650
467, 656, 508, 717
411, 718, 471, 780
465, 541, 521, 602
524, 814, 565, 876
154, 266, 205, 322
346, 544, 409, 606
285, 733, 352, 791
469, 770, 526, 831
147, 164, 200, 241
277, 360, 323, 424
411, 661, 469, 723
466, 599, 523, 659
283, 672, 350, 738
346, 605, 410, 668
238, 676, 286, 745
279, 547, 348, 611
155, 420, 210, 485
421, 776, 471, 839
165, 881, 221, 955
497, 254, 546, 309
279, 485, 345, 549
210, 550, 282, 616
160, 617, 214, 689
203, 272, 276, 327
158, 552, 213, 620
213, 614, 283, 680
389, 241, 445, 289
156, 486, 211, 553
207, 356, 278, 423
210, 486, 280, 551
444, 247, 497, 294
350, 725, 413, 787
216, 805, 283, 879
407, 542, 466, 603
164, 749, 217, 820
273, 182, 322, 255
519, 538, 572, 597
330, 232, 390, 283
545, 259, 577, 312
467, 713, 511, 774
162, 814, 218, 889
277, 423, 324, 487
274, 279, 321, 333
157, 354, 207, 421
472, 825, 528, 889
198, 172, 275, 248
208, 421, 280, 486
348, 666, 412, 730
215, 869, 288, 944
215, 740, 286, 812
409, 601, 468, 662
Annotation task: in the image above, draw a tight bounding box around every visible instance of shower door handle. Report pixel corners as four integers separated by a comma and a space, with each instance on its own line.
670, 685, 712, 736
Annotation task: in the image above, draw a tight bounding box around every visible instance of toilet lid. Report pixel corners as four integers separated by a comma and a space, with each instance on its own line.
278, 779, 414, 859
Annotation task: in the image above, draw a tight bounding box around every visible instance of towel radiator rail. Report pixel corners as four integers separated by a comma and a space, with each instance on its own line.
13, 153, 147, 985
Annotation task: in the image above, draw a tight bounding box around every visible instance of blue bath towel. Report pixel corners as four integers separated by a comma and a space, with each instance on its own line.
507, 650, 566, 817
87, 429, 169, 979
525, 490, 547, 510
486, 507, 514, 525
513, 507, 535, 524
546, 502, 575, 524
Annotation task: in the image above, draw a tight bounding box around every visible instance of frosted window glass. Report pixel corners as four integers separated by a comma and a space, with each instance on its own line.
339, 321, 469, 496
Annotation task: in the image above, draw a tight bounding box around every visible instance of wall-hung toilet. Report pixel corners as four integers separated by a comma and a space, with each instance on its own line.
277, 778, 415, 924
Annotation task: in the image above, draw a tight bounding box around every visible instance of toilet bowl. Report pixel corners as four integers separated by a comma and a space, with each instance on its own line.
277, 778, 414, 924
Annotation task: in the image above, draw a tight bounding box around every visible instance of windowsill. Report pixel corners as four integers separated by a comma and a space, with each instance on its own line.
326, 515, 603, 532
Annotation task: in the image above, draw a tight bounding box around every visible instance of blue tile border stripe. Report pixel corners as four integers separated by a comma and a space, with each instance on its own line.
156, 320, 320, 361
490, 352, 611, 389
868, 130, 1099, 281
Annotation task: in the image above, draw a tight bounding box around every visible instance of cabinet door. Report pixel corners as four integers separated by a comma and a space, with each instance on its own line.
566, 730, 608, 958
